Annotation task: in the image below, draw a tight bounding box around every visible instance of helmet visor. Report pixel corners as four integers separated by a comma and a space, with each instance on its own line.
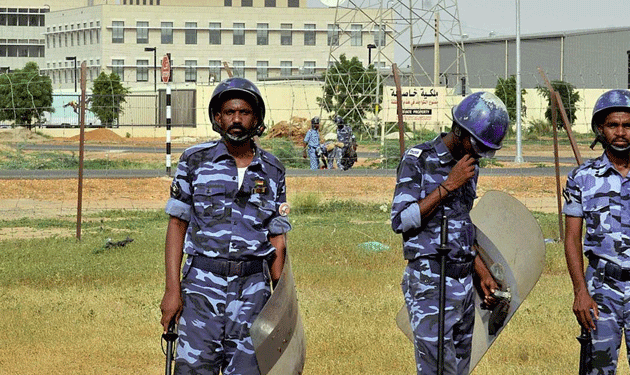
470, 136, 496, 159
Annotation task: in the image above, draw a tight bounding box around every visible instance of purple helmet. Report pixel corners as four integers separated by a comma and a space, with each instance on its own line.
591, 89, 630, 133
452, 91, 509, 150
208, 77, 266, 142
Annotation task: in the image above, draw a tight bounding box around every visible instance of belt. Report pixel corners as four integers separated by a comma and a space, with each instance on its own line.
408, 257, 474, 279
589, 256, 630, 282
190, 256, 265, 277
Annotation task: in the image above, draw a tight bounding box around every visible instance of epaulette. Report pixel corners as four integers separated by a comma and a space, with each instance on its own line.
260, 148, 286, 173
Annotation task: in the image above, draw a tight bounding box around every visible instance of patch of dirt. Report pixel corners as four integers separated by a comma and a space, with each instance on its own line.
67, 128, 123, 142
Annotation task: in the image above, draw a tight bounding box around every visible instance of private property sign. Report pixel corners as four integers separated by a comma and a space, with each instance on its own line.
161, 55, 170, 83
382, 86, 446, 124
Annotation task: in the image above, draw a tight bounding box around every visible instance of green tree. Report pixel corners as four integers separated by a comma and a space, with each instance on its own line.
318, 54, 382, 131
536, 80, 580, 129
90, 72, 130, 126
494, 75, 527, 126
0, 62, 53, 129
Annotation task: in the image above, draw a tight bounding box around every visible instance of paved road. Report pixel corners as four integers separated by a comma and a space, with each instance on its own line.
0, 164, 576, 179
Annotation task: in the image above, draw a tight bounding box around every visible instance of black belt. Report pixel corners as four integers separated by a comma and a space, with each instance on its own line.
190, 256, 265, 277
589, 256, 630, 282
408, 257, 474, 279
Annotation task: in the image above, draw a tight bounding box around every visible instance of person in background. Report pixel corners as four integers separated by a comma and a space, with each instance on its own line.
304, 116, 321, 170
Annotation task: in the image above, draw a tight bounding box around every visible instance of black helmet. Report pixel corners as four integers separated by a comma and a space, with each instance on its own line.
311, 116, 320, 125
334, 115, 344, 126
208, 77, 266, 142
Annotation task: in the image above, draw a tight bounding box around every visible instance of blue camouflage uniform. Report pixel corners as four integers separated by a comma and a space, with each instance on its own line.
303, 128, 320, 170
335, 125, 354, 170
165, 140, 291, 375
391, 134, 478, 375
563, 152, 630, 374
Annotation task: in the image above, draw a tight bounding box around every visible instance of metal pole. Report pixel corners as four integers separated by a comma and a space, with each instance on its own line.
437, 211, 450, 375
76, 62, 86, 240
166, 54, 172, 176
514, 0, 524, 163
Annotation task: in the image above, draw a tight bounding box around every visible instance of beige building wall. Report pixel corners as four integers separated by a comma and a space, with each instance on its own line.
44, 4, 392, 91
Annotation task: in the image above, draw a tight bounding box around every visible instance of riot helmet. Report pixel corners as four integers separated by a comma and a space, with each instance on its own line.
451, 91, 509, 151
311, 116, 320, 129
590, 89, 630, 151
334, 115, 345, 127
208, 77, 266, 143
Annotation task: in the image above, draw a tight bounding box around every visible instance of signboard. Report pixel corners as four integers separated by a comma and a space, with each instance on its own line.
161, 55, 170, 83
382, 86, 446, 125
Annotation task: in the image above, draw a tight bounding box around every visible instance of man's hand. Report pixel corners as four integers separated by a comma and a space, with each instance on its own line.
573, 288, 599, 331
474, 255, 499, 306
443, 154, 477, 192
160, 289, 182, 333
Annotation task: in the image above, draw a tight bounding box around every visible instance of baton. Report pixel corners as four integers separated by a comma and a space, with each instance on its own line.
437, 211, 450, 375
577, 327, 592, 375
162, 318, 178, 375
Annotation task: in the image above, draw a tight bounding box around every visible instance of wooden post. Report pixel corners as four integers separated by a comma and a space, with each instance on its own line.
391, 63, 405, 157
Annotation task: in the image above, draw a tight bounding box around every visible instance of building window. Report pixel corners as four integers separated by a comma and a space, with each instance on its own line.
288, 0, 299, 7
303, 61, 316, 75
233, 61, 245, 78
137, 21, 149, 44
209, 22, 221, 45
257, 23, 268, 45
185, 22, 197, 44
161, 22, 173, 44
224, 0, 232, 6
185, 60, 197, 82
280, 61, 292, 76
281, 23, 292, 46
137, 59, 149, 81
112, 21, 124, 43
233, 23, 245, 45
209, 60, 221, 82
257, 61, 268, 80
327, 24, 339, 46
373, 25, 386, 47
265, 0, 276, 6
112, 59, 124, 81
242, 0, 252, 6
351, 24, 362, 46
304, 23, 315, 46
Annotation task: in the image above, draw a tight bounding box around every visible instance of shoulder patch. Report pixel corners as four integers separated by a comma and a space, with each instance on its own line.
407, 148, 423, 158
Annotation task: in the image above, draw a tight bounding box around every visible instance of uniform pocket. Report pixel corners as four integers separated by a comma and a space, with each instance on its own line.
584, 197, 617, 234
193, 184, 226, 219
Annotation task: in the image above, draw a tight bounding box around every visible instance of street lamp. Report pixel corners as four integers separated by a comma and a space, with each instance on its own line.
144, 47, 158, 126
144, 47, 157, 94
65, 56, 77, 93
367, 44, 376, 65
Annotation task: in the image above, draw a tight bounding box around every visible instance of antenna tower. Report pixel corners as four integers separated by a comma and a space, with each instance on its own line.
322, 0, 468, 137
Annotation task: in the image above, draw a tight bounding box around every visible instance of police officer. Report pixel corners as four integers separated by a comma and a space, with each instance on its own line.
304, 116, 321, 170
334, 115, 357, 170
564, 89, 630, 374
390, 91, 509, 374
160, 77, 292, 375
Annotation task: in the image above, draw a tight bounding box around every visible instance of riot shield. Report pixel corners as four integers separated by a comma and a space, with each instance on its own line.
251, 252, 306, 375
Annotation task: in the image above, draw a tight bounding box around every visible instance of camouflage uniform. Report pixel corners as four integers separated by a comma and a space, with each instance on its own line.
303, 128, 320, 170
563, 152, 630, 374
165, 140, 291, 375
391, 134, 478, 375
335, 125, 354, 170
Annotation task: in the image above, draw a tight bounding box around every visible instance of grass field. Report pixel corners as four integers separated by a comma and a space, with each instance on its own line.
1, 198, 629, 374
